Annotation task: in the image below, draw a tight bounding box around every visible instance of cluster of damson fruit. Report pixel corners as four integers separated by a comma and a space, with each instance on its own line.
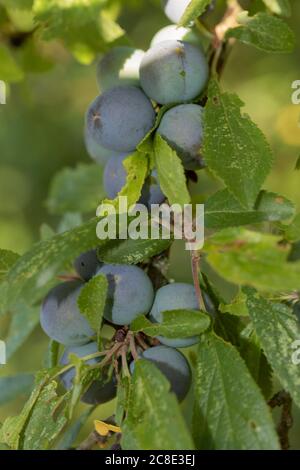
85, 0, 209, 201
40, 250, 211, 404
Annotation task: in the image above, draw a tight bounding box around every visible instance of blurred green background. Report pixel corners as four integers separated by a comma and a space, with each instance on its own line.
0, 0, 299, 449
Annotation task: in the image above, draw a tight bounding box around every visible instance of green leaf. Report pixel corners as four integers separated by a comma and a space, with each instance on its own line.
0, 44, 24, 82
4, 302, 39, 359
115, 376, 132, 426
219, 290, 249, 317
203, 80, 273, 209
226, 12, 295, 53
47, 164, 104, 215
194, 332, 279, 450
245, 288, 300, 408
262, 0, 291, 17
205, 227, 300, 292
1, 218, 107, 311
34, 0, 125, 61
179, 0, 212, 26
0, 249, 19, 281
281, 213, 300, 242
0, 376, 68, 449
56, 407, 95, 450
130, 310, 210, 338
154, 134, 190, 207
205, 189, 294, 229
97, 152, 148, 215
122, 360, 194, 450
0, 0, 33, 9
0, 374, 34, 406
98, 237, 171, 265
77, 274, 108, 349
239, 325, 273, 400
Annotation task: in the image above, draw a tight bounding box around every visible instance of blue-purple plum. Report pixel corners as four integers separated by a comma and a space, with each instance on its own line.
60, 342, 116, 405
151, 25, 200, 47
157, 104, 204, 169
103, 154, 165, 207
97, 264, 154, 325
130, 345, 191, 401
161, 0, 191, 23
40, 281, 94, 346
97, 47, 144, 92
86, 86, 156, 153
74, 249, 102, 281
84, 125, 115, 165
140, 40, 208, 104
149, 283, 201, 348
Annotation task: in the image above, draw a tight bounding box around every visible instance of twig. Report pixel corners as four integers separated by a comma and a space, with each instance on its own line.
129, 333, 139, 360
268, 390, 293, 450
191, 250, 206, 311
135, 333, 150, 351
77, 430, 104, 451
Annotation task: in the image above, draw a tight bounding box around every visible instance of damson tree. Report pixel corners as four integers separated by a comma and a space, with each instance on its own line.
0, 0, 300, 451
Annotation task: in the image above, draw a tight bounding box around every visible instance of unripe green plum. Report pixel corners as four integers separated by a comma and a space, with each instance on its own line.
139, 40, 208, 104
157, 104, 204, 169
130, 345, 191, 401
97, 47, 145, 92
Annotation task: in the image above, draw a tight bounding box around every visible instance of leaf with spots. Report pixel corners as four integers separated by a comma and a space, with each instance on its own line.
204, 227, 300, 292
77, 274, 108, 349
226, 12, 295, 53
154, 134, 190, 207
130, 310, 210, 338
245, 288, 300, 408
205, 189, 295, 229
193, 332, 279, 449
179, 0, 212, 26
203, 80, 274, 209
122, 360, 194, 450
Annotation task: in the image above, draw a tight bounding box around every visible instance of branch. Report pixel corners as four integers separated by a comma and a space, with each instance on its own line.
268, 390, 293, 450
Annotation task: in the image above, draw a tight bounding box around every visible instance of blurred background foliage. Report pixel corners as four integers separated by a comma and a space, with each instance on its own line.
0, 0, 299, 449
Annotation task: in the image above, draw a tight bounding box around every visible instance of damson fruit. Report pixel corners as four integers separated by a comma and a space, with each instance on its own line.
40, 281, 94, 346
84, 125, 115, 165
97, 264, 154, 325
74, 249, 102, 281
96, 47, 145, 92
161, 0, 191, 24
149, 283, 200, 348
60, 342, 116, 405
86, 86, 156, 153
130, 345, 191, 401
140, 40, 208, 105
157, 104, 204, 169
103, 154, 165, 207
151, 25, 199, 48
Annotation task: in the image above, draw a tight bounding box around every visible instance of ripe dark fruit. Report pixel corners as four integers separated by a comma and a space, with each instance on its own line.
103, 153, 165, 207
157, 104, 205, 169
74, 249, 102, 281
96, 46, 144, 92
130, 345, 191, 401
97, 264, 154, 325
139, 40, 208, 105
40, 281, 94, 346
161, 0, 191, 24
149, 283, 200, 348
86, 86, 156, 153
60, 342, 116, 405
